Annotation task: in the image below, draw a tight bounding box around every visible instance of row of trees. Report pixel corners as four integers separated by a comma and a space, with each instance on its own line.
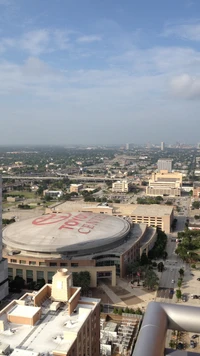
113, 306, 143, 315
175, 229, 200, 262
148, 229, 167, 259
136, 196, 163, 205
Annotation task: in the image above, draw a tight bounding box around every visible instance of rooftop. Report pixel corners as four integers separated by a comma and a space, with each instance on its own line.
131, 204, 173, 217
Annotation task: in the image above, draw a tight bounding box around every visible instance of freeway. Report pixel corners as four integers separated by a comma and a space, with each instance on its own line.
2, 175, 116, 182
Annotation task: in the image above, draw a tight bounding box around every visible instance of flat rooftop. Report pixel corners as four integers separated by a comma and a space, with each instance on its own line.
8, 304, 41, 318
131, 204, 173, 217
0, 296, 99, 355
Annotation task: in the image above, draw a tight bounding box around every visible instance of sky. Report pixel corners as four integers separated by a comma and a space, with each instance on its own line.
1, 0, 200, 145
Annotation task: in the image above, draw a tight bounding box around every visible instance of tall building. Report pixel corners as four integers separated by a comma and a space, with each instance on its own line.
0, 176, 8, 301
126, 143, 130, 150
161, 141, 165, 151
0, 268, 101, 356
157, 159, 172, 172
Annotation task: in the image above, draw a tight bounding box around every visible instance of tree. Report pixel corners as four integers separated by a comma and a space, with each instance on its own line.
72, 271, 91, 295
179, 268, 184, 277
143, 270, 159, 290
169, 340, 176, 349
177, 279, 182, 289
163, 251, 168, 260
191, 264, 196, 269
176, 289, 182, 301
157, 262, 164, 272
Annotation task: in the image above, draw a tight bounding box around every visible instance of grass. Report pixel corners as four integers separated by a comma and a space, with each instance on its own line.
6, 190, 36, 199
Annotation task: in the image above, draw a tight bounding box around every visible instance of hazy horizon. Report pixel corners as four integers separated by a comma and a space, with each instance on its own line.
1, 0, 200, 145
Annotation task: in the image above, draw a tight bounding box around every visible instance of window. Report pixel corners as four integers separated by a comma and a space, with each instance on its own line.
20, 260, 26, 264
8, 267, 13, 277
29, 261, 36, 265
39, 262, 46, 266
37, 271, 44, 281
47, 271, 55, 283
71, 263, 78, 267
10, 259, 17, 263
49, 262, 57, 267
60, 263, 68, 267
16, 269, 23, 277
26, 270, 33, 283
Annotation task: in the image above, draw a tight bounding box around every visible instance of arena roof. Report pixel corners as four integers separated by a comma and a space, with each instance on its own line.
3, 212, 130, 255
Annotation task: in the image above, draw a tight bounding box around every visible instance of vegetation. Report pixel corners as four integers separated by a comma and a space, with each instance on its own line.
175, 229, 200, 262
137, 196, 163, 205
113, 306, 143, 315
148, 229, 167, 259
72, 271, 91, 294
176, 289, 182, 301
2, 218, 15, 225
192, 201, 200, 209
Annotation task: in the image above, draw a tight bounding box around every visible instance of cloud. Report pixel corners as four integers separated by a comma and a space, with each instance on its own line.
163, 22, 200, 41
170, 74, 200, 99
76, 35, 102, 43
20, 29, 50, 55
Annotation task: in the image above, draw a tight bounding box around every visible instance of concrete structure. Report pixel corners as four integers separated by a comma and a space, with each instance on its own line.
157, 159, 172, 172
3, 212, 157, 284
146, 170, 182, 197
133, 301, 200, 356
43, 190, 63, 198
161, 141, 165, 151
0, 176, 8, 301
0, 269, 101, 356
112, 180, 130, 193
193, 182, 200, 197
130, 204, 174, 233
126, 143, 130, 150
70, 184, 83, 193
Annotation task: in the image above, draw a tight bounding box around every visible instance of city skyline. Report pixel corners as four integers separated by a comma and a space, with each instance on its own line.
1, 0, 200, 144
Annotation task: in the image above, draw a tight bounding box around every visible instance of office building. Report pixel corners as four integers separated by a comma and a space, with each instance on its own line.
157, 159, 172, 172
146, 170, 182, 197
0, 268, 101, 356
43, 190, 63, 198
161, 141, 165, 151
112, 180, 130, 193
0, 176, 8, 301
70, 184, 83, 193
126, 143, 130, 150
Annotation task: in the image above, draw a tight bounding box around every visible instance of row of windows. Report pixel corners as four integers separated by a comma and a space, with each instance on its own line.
9, 260, 79, 267
8, 268, 55, 283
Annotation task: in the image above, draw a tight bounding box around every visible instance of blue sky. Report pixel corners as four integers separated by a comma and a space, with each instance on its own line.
1, 0, 200, 145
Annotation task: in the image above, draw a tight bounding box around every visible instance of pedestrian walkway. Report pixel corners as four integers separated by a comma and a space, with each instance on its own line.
117, 278, 156, 305
100, 282, 126, 307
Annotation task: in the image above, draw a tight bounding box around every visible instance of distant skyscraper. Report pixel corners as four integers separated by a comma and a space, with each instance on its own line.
161, 142, 165, 151
0, 177, 8, 300
157, 159, 172, 172
197, 143, 200, 149
126, 143, 130, 150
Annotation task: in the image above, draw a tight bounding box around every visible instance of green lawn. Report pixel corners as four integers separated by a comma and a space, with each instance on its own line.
6, 190, 36, 199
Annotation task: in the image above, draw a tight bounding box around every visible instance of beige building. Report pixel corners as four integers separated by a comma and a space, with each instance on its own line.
70, 184, 83, 193
193, 182, 200, 198
0, 269, 101, 356
112, 180, 130, 193
146, 170, 182, 197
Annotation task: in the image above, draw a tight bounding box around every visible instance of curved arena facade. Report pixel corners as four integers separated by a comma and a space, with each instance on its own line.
3, 212, 157, 287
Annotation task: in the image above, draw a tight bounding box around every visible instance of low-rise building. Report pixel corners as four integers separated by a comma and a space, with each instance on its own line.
43, 190, 63, 198
0, 269, 101, 356
70, 184, 83, 193
112, 180, 130, 193
146, 170, 182, 197
193, 182, 200, 197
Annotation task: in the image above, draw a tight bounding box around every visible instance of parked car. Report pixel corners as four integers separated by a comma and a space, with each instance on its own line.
181, 295, 187, 302
171, 279, 175, 283
190, 340, 196, 348
177, 342, 184, 350
190, 273, 194, 276
197, 278, 200, 281
192, 334, 199, 339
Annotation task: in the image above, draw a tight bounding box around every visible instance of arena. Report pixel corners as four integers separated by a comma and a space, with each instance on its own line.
3, 212, 157, 287
3, 212, 131, 256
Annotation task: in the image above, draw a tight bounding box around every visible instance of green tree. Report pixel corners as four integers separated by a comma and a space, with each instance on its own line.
177, 279, 182, 289
179, 268, 184, 277
176, 289, 182, 301
157, 262, 164, 272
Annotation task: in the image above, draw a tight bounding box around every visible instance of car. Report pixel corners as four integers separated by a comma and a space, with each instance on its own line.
190, 273, 194, 276
197, 278, 200, 281
190, 340, 196, 348
192, 334, 199, 339
193, 295, 198, 299
171, 279, 175, 283
181, 295, 187, 302
177, 342, 184, 350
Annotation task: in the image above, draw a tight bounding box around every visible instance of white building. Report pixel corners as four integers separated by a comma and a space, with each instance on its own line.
161, 142, 165, 151
0, 177, 8, 300
112, 180, 130, 193
157, 159, 172, 173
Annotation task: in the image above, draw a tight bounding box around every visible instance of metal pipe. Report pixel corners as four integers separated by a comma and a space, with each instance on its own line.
132, 301, 200, 356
